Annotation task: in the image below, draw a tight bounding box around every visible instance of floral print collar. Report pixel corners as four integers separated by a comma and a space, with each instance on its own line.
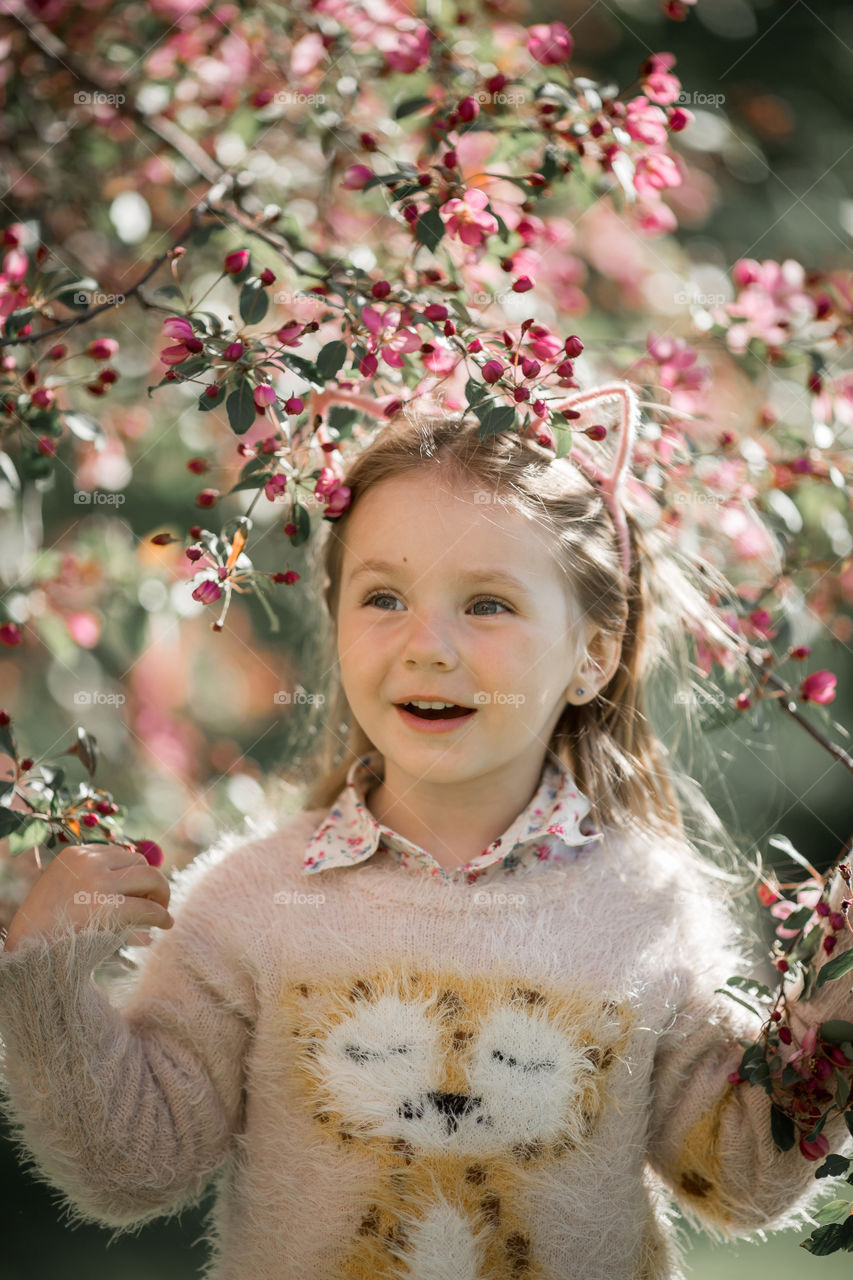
301, 749, 601, 884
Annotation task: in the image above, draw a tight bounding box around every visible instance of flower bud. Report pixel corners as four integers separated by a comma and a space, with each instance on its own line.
224, 249, 250, 274
482, 360, 504, 383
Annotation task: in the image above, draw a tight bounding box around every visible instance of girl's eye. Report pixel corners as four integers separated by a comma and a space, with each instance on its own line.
361, 592, 511, 616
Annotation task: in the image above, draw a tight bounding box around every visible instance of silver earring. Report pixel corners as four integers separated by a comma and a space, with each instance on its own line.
576, 687, 584, 696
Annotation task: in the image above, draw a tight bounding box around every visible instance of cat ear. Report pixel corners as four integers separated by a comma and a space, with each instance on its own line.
555, 382, 640, 581
557, 381, 639, 494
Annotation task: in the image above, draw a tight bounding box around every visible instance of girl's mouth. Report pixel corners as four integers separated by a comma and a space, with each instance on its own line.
394, 703, 477, 732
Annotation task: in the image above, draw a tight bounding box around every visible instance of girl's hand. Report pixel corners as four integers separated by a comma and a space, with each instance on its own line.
2, 842, 174, 953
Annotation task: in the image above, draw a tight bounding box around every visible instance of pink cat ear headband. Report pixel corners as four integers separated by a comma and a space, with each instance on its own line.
557, 381, 639, 584
309, 379, 638, 583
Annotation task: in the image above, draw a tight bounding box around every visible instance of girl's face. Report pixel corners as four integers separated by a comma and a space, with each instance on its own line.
335, 471, 595, 790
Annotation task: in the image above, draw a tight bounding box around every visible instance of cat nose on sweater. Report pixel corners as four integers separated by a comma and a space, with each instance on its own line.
396, 1090, 485, 1134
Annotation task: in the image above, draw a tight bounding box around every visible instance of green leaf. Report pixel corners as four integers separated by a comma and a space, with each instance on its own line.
846, 1111, 853, 1139
0, 722, 15, 759
152, 285, 183, 301
7, 816, 50, 856
817, 951, 853, 989
226, 381, 257, 436
770, 1105, 796, 1152
0, 808, 25, 839
493, 211, 511, 243
288, 501, 312, 547
316, 341, 348, 380
4, 308, 33, 336
226, 477, 267, 496
239, 455, 271, 481
817, 1154, 853, 1179
394, 96, 432, 119
71, 726, 99, 777
723, 975, 775, 1003
53, 278, 99, 310
278, 352, 322, 387
814, 1199, 853, 1225
780, 904, 815, 932
715, 988, 767, 1020
478, 404, 516, 437
415, 207, 445, 254
239, 279, 269, 324
821, 1020, 853, 1043
801, 1221, 844, 1255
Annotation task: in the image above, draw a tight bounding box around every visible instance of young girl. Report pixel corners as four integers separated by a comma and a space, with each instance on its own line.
0, 388, 851, 1280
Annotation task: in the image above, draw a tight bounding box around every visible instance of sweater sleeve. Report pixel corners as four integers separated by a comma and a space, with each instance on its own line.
645, 864, 853, 1239
0, 840, 256, 1237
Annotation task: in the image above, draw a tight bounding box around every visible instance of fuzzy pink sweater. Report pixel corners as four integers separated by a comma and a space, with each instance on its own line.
0, 752, 851, 1280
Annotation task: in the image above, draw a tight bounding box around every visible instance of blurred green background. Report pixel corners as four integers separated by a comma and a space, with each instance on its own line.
2, 0, 853, 1275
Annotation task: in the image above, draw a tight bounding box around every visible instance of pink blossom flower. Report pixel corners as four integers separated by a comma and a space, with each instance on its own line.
88, 338, 118, 360
800, 670, 837, 704
224, 249, 250, 274
643, 68, 682, 106
634, 198, 678, 236
633, 150, 682, 196
314, 468, 351, 517
2, 248, 28, 283
384, 24, 431, 74
0, 622, 22, 646
439, 188, 498, 248
289, 31, 327, 78
264, 473, 288, 501
645, 333, 710, 412
625, 97, 669, 146
192, 578, 223, 605
223, 342, 245, 361
799, 1133, 830, 1161
360, 304, 420, 369
160, 343, 193, 366
275, 323, 304, 348
162, 316, 195, 342
723, 259, 818, 354
527, 20, 573, 66
342, 165, 374, 190
253, 383, 277, 408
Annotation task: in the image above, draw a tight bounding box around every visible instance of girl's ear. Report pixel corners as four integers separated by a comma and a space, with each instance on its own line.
578, 629, 623, 692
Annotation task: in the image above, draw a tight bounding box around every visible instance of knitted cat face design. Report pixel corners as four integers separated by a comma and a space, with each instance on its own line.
281, 969, 634, 1280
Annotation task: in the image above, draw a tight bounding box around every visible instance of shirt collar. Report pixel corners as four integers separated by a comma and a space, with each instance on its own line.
301, 749, 601, 883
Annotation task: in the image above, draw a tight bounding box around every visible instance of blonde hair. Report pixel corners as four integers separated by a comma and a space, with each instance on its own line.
277, 407, 756, 888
